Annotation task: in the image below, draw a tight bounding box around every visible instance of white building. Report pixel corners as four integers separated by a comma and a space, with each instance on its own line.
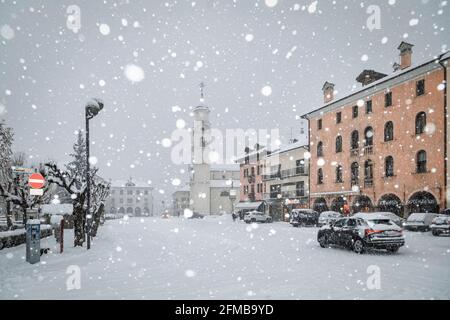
172, 188, 190, 217
188, 103, 240, 215
105, 178, 154, 217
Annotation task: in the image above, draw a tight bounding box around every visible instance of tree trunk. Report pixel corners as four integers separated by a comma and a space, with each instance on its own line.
22, 207, 27, 225
90, 203, 104, 238
73, 204, 85, 247
6, 201, 13, 230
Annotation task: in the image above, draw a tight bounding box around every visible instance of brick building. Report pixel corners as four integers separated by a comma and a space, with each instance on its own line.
302, 42, 449, 217
234, 145, 271, 214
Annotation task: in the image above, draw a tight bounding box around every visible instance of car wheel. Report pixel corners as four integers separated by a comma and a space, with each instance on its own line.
318, 234, 328, 248
251, 218, 256, 223
353, 239, 365, 254
266, 218, 272, 223
387, 246, 399, 253
432, 230, 439, 236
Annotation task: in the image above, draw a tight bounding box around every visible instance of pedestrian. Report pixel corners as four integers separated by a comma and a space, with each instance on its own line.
232, 212, 237, 222
343, 203, 350, 216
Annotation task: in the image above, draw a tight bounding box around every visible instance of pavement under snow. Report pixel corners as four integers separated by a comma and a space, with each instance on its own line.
1, 215, 450, 300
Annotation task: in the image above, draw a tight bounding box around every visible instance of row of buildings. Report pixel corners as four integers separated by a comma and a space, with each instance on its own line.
235, 42, 450, 219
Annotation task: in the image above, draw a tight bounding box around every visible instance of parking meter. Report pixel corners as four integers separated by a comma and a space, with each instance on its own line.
26, 219, 41, 264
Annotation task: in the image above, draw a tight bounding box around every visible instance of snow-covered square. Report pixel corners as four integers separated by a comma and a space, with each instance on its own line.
1, 216, 450, 300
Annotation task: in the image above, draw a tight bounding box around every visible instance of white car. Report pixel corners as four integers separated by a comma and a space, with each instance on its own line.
430, 214, 450, 236
404, 212, 438, 232
244, 211, 272, 224
318, 211, 342, 226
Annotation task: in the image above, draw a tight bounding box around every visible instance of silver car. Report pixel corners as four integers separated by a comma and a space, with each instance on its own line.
404, 212, 438, 232
244, 211, 272, 224
430, 213, 450, 236
318, 211, 342, 227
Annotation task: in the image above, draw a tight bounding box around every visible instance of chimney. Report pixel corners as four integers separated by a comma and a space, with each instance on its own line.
322, 81, 335, 104
356, 70, 387, 86
398, 41, 414, 70
393, 62, 401, 72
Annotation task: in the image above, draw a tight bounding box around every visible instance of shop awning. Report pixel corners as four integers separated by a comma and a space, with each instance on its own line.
235, 201, 263, 210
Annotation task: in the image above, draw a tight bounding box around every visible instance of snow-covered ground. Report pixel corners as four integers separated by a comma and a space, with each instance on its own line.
1, 216, 449, 300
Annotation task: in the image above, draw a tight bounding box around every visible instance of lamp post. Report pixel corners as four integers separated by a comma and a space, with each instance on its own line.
85, 99, 104, 250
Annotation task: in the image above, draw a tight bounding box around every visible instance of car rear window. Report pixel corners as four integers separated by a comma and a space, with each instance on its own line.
408, 213, 426, 221
367, 219, 393, 226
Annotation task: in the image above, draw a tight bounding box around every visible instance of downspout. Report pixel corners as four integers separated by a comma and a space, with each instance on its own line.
302, 115, 311, 209
439, 56, 448, 210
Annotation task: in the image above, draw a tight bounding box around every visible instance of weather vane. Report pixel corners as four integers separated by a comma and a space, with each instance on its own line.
199, 82, 206, 101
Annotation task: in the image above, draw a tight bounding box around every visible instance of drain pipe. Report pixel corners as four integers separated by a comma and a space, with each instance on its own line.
439, 55, 448, 209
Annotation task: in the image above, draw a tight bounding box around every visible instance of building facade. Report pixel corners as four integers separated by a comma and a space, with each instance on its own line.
172, 189, 190, 217
105, 178, 154, 217
303, 42, 449, 217
263, 141, 310, 221
233, 145, 270, 215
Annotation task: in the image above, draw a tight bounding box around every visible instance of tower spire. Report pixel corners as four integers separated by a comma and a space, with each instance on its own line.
199, 82, 206, 101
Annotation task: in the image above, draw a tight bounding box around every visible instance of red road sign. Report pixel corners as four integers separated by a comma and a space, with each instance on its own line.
28, 173, 45, 189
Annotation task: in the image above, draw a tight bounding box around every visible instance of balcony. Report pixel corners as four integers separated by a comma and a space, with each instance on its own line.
350, 148, 359, 157
262, 173, 281, 181
280, 168, 308, 179
363, 145, 373, 156
247, 175, 255, 183
364, 178, 374, 188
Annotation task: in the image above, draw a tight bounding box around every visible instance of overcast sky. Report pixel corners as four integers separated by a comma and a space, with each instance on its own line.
0, 0, 448, 211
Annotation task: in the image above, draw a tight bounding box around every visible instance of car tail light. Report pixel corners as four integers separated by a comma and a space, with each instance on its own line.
365, 229, 383, 237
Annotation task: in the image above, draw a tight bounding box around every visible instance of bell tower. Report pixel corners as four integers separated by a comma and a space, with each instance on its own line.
189, 82, 211, 215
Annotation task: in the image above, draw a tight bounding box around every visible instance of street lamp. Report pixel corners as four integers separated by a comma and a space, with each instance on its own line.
85, 98, 104, 250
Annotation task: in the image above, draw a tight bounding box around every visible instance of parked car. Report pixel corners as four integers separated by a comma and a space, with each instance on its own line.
244, 211, 272, 223
430, 210, 450, 236
290, 209, 319, 227
369, 212, 405, 228
189, 212, 205, 219
317, 214, 405, 254
403, 212, 438, 232
318, 211, 342, 227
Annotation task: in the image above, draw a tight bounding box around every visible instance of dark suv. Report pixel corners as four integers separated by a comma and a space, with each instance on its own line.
290, 209, 319, 227
317, 214, 405, 254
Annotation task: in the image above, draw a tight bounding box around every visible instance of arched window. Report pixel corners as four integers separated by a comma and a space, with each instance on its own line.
416, 150, 427, 173
335, 165, 343, 183
385, 156, 394, 177
384, 121, 394, 142
317, 141, 324, 157
415, 112, 427, 134
351, 130, 359, 150
364, 127, 374, 146
351, 162, 359, 185
335, 136, 343, 153
364, 160, 374, 186
317, 168, 324, 185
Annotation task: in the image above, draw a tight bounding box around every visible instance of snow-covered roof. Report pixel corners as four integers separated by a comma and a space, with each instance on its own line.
210, 164, 240, 172
210, 179, 240, 188
111, 180, 153, 188
303, 52, 450, 119
41, 204, 73, 215
235, 147, 271, 163
268, 140, 308, 157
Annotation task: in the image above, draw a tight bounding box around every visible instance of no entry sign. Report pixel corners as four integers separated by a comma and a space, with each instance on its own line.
28, 173, 45, 189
